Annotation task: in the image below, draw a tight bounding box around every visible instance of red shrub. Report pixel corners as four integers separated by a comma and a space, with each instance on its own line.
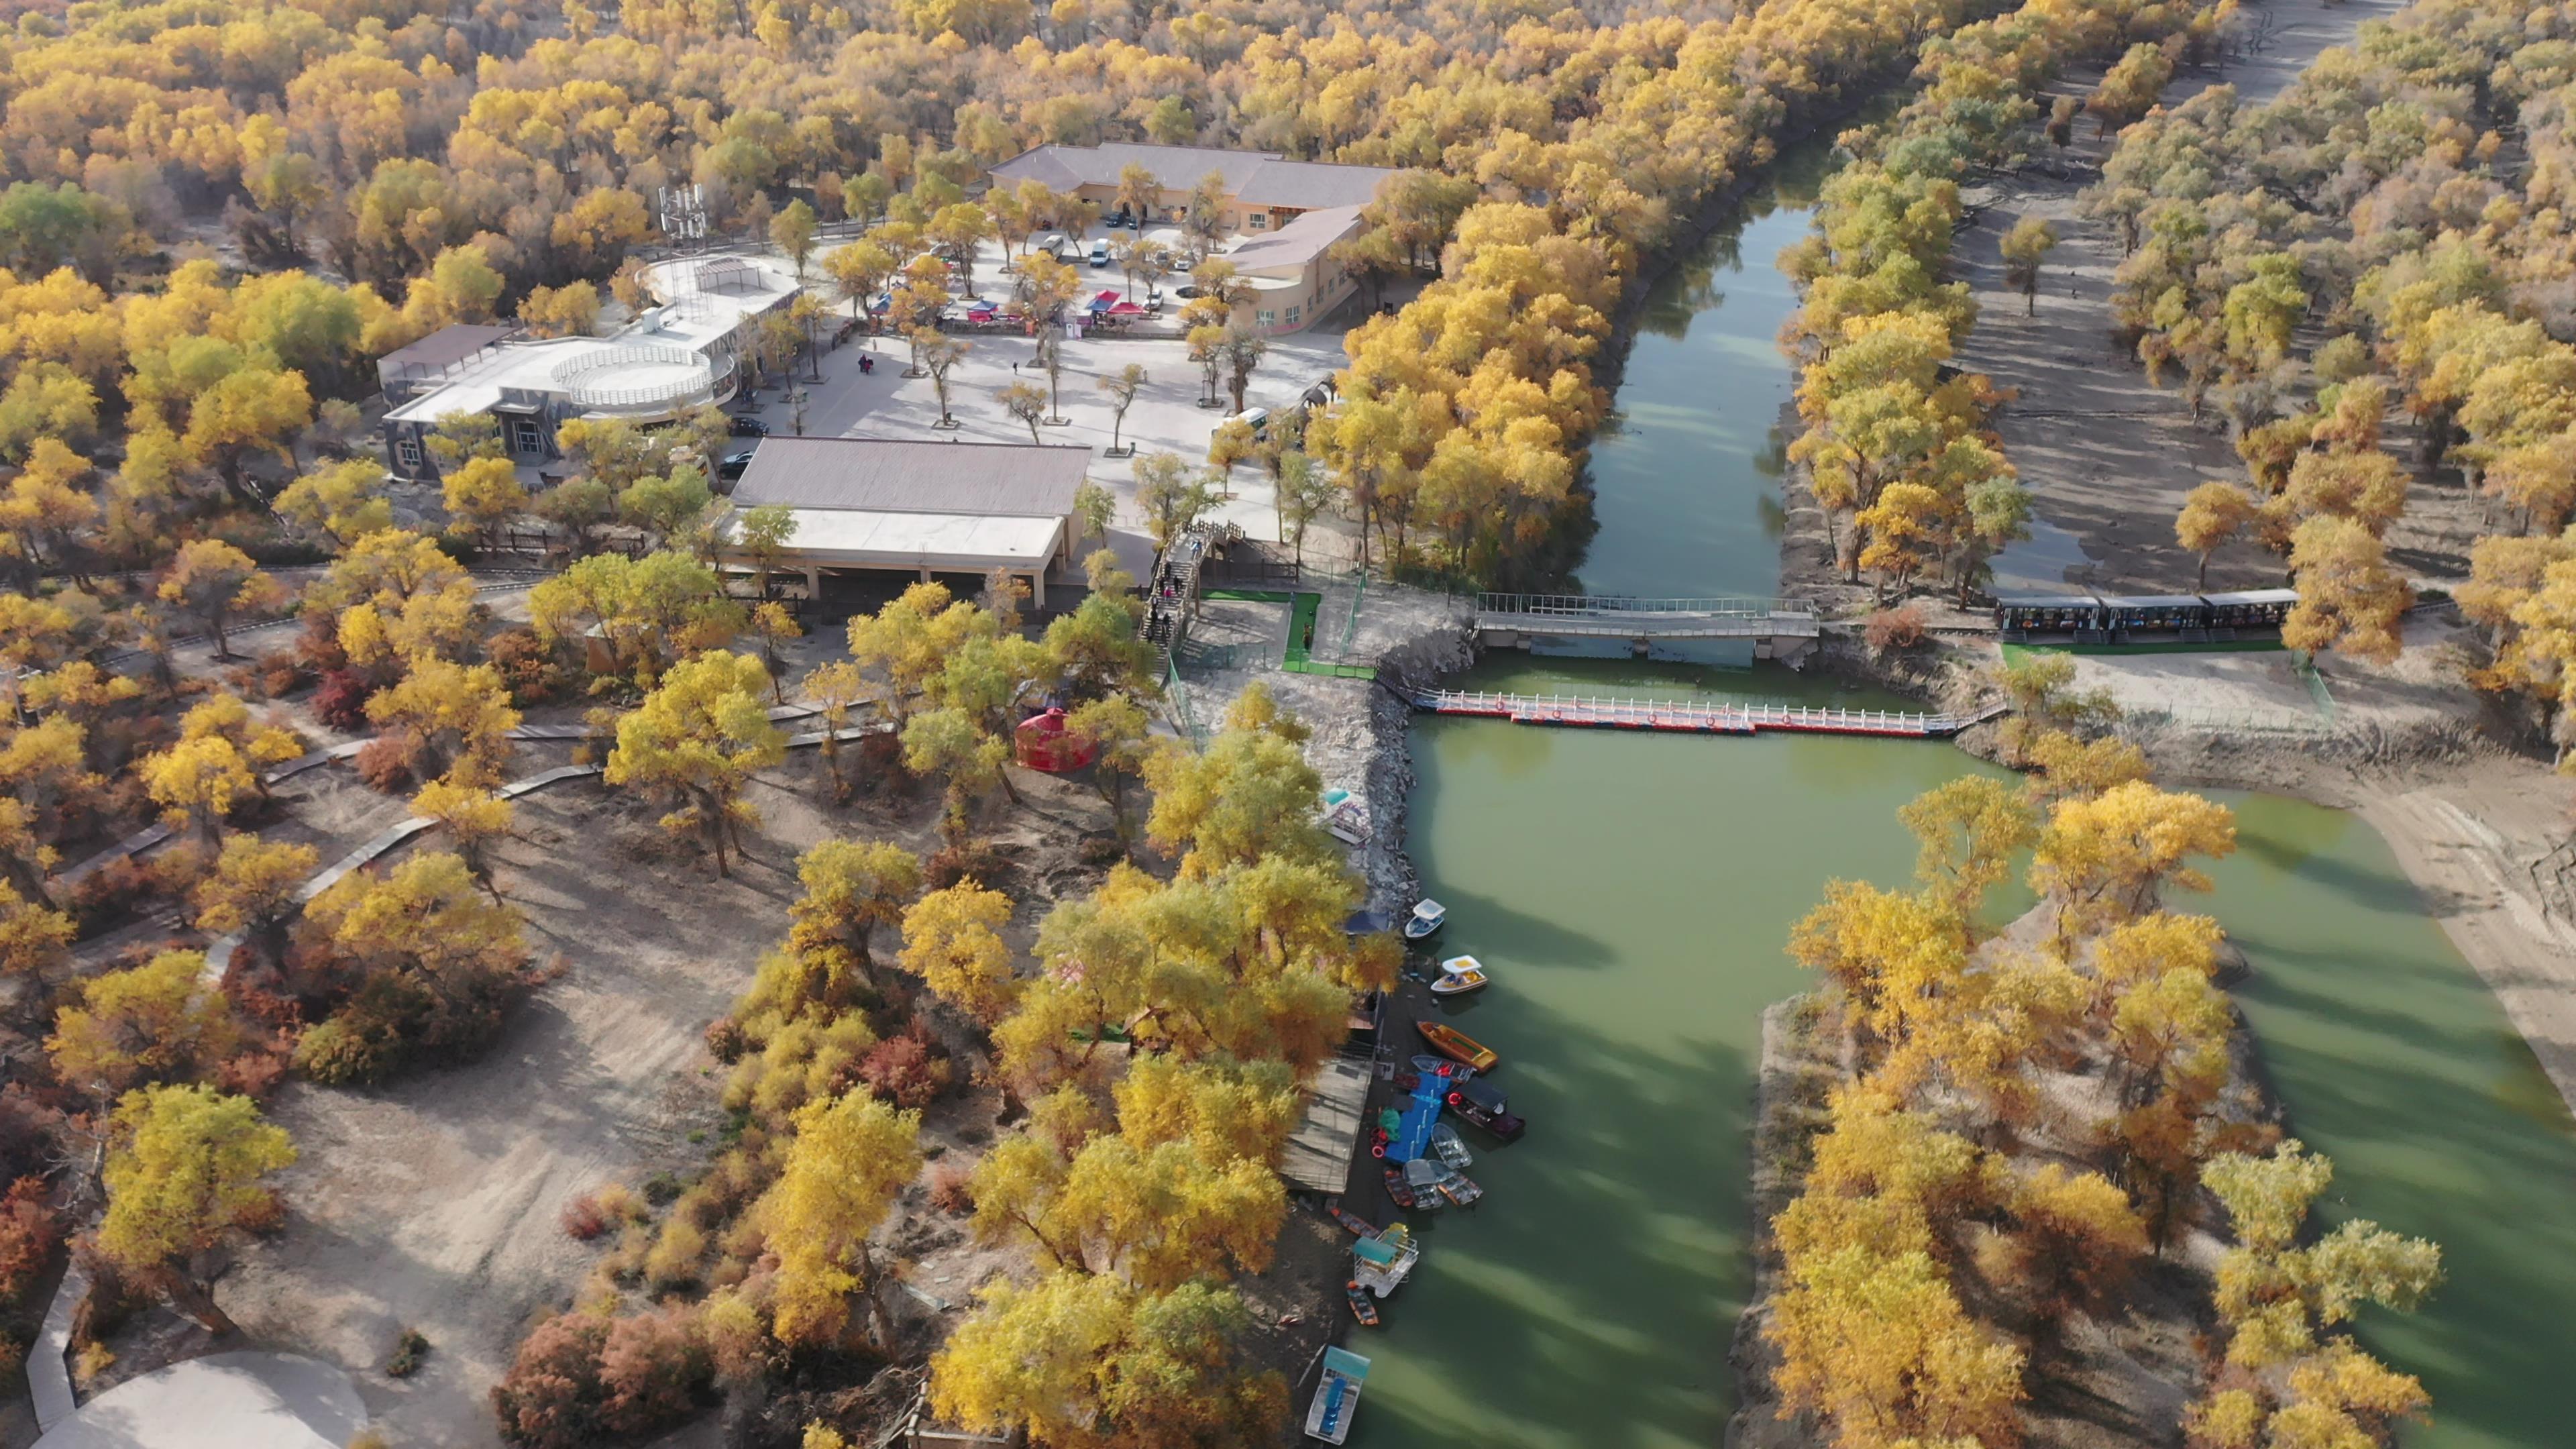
488, 627, 566, 706
492, 1312, 610, 1449
596, 1305, 710, 1435
1865, 604, 1929, 655
353, 736, 413, 793
559, 1193, 612, 1242
928, 1159, 973, 1215
857, 1023, 953, 1109
295, 612, 348, 674
701, 1018, 747, 1064
0, 1179, 58, 1306
311, 669, 376, 731
215, 1050, 290, 1099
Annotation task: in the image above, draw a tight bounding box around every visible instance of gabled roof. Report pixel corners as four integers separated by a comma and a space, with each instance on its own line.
729, 437, 1091, 518
1227, 206, 1364, 273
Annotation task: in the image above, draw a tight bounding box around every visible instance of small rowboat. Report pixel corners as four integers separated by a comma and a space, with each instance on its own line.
1430, 1122, 1474, 1171
1328, 1204, 1381, 1240
1415, 1020, 1498, 1073
1403, 900, 1447, 941
1381, 1166, 1417, 1211
1345, 1280, 1379, 1326
1410, 1053, 1473, 1083
1430, 956, 1489, 997
1437, 1172, 1485, 1209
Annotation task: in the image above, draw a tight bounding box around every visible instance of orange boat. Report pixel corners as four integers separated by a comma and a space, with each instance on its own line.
1415, 1020, 1497, 1073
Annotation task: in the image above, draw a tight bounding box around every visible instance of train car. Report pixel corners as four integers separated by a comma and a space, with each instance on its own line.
2198, 588, 2299, 632
1993, 594, 2103, 641
2097, 594, 2207, 635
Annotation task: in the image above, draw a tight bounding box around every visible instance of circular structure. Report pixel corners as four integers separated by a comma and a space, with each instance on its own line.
548, 342, 717, 414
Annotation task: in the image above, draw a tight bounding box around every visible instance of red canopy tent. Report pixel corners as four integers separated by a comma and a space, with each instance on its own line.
1014, 708, 1098, 772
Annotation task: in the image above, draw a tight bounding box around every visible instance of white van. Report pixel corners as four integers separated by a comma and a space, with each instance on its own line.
1089, 237, 1110, 268
1224, 407, 1271, 440
1032, 231, 1065, 260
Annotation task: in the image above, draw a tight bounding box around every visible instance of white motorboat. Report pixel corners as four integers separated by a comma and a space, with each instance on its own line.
1304, 1348, 1371, 1444
1403, 899, 1447, 941
1430, 955, 1489, 997
1430, 1122, 1474, 1171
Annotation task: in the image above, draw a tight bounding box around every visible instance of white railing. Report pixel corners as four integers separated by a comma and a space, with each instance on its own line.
1415, 689, 1983, 737
549, 343, 718, 411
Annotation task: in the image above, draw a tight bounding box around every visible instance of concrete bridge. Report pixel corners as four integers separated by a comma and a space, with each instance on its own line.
1474, 594, 1822, 665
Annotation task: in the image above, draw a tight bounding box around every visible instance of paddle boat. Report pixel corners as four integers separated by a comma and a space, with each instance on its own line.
1446, 1075, 1526, 1142
1403, 899, 1448, 941
1352, 1222, 1419, 1296
1430, 955, 1489, 997
1415, 1020, 1499, 1073
1322, 790, 1372, 845
1305, 1347, 1371, 1444
1345, 1280, 1379, 1327
1430, 1122, 1474, 1171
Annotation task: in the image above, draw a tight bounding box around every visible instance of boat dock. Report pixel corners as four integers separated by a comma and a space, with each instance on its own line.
1413, 689, 2002, 739
1475, 593, 1821, 665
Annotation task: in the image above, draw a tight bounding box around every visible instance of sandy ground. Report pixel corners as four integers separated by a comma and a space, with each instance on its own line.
208, 747, 1106, 1448
1950, 0, 2491, 596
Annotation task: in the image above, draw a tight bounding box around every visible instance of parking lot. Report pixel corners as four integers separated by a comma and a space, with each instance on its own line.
733, 233, 1365, 559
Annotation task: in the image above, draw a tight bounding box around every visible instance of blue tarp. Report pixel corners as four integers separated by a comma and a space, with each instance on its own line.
1385, 1068, 1448, 1163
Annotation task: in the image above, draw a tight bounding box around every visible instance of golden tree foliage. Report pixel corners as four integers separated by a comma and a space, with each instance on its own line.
761, 1090, 923, 1348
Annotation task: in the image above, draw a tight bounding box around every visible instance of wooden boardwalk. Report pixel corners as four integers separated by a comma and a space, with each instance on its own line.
1414, 689, 2000, 739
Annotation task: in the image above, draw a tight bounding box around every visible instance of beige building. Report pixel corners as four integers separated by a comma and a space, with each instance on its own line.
987, 143, 1395, 334
716, 437, 1095, 607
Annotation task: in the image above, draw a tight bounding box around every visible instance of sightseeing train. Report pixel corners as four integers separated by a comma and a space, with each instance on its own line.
1992, 588, 2298, 643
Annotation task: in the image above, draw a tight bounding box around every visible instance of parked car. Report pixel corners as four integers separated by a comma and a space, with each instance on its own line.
1089, 238, 1110, 268
718, 443, 759, 481
729, 415, 769, 437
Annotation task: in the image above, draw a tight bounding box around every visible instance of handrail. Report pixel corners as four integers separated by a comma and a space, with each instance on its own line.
1414, 688, 1993, 737
1476, 592, 1817, 618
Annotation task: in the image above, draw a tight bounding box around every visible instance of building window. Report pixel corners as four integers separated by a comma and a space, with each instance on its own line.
1249, 213, 1269, 229
1285, 306, 1301, 327
396, 437, 422, 469
511, 418, 542, 454
1256, 310, 1276, 327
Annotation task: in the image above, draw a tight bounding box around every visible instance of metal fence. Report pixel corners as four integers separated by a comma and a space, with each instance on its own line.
1475, 592, 1817, 619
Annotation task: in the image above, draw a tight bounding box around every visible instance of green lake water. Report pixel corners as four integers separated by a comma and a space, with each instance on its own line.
1348, 140, 2576, 1449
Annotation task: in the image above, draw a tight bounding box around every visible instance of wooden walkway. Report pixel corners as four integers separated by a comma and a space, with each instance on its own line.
1414, 689, 2002, 739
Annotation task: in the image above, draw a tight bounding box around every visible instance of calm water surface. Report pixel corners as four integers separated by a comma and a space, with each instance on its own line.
1351, 129, 2576, 1449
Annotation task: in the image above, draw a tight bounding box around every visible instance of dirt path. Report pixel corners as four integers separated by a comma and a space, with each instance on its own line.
1950, 0, 2483, 595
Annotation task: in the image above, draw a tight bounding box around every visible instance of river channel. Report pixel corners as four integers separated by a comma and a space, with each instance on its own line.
1351, 148, 2576, 1448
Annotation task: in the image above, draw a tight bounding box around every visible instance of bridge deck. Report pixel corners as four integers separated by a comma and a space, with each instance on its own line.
1416, 690, 1996, 739
1474, 593, 1823, 640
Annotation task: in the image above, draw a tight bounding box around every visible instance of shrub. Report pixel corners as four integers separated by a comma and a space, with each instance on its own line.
290, 995, 413, 1086
294, 612, 348, 674
1076, 835, 1123, 867
641, 1171, 684, 1207
1864, 603, 1929, 655
857, 1024, 952, 1109
593, 1183, 648, 1223
927, 1159, 973, 1214
386, 1326, 431, 1378
702, 1017, 747, 1064
0, 1178, 58, 1305
924, 841, 1008, 892
214, 1049, 290, 1099
488, 627, 568, 706
644, 1217, 706, 1290
492, 1311, 611, 1448
560, 1193, 614, 1242
352, 735, 414, 792
311, 669, 376, 731
597, 1305, 710, 1435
